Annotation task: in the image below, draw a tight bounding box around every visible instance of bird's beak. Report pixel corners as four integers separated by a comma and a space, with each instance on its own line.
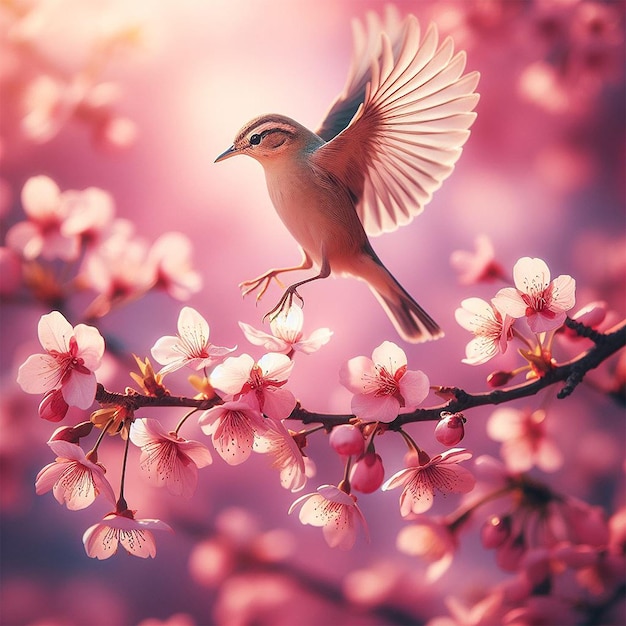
214, 145, 238, 163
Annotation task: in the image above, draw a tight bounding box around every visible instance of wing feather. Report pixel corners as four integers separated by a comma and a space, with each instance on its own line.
312, 14, 480, 236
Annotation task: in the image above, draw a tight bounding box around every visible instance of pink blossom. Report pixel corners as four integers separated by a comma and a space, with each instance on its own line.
339, 341, 430, 423
199, 400, 267, 466
17, 311, 105, 409
329, 424, 365, 457
83, 508, 172, 559
81, 219, 155, 315
253, 418, 307, 492
455, 298, 514, 365
396, 518, 457, 581
35, 440, 115, 510
149, 232, 203, 301
349, 451, 385, 494
493, 257, 576, 333
61, 186, 115, 244
487, 407, 563, 473
5, 175, 80, 261
151, 307, 235, 376
129, 418, 212, 498
450, 234, 505, 285
435, 412, 466, 447
382, 448, 475, 516
289, 485, 368, 550
239, 305, 332, 355
210, 353, 295, 420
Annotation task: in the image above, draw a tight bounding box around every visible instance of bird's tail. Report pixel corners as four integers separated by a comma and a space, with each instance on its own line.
358, 250, 443, 343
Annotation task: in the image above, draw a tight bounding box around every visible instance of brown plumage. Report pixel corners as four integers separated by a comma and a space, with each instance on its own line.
216, 9, 479, 342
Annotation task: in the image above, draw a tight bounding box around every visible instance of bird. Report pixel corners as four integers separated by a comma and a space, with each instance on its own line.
215, 8, 480, 343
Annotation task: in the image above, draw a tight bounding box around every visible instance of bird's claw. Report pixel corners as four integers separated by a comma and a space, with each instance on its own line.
239, 273, 285, 303
263, 287, 304, 322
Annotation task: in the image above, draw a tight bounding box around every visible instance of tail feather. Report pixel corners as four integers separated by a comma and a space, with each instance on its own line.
369, 283, 443, 343
357, 249, 443, 343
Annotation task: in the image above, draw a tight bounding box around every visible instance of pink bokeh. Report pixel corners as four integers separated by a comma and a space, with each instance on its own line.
1, 1, 624, 624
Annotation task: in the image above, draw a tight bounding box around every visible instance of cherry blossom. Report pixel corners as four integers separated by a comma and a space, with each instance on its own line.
339, 341, 430, 423
450, 234, 506, 285
455, 298, 514, 365
5, 175, 80, 261
61, 186, 115, 245
289, 485, 368, 550
129, 418, 213, 498
81, 219, 155, 316
17, 311, 105, 409
151, 307, 235, 376
149, 232, 203, 301
199, 400, 267, 466
239, 305, 332, 355
210, 353, 295, 420
493, 257, 576, 333
396, 518, 457, 581
253, 418, 307, 492
382, 448, 475, 516
35, 440, 116, 510
487, 407, 563, 473
83, 508, 172, 559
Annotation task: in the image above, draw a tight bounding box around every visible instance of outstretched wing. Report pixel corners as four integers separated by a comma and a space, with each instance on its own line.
312, 14, 480, 236
315, 6, 404, 143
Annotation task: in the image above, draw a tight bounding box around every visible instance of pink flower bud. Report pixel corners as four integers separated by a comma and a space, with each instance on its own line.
350, 451, 385, 493
434, 412, 466, 446
49, 421, 94, 444
329, 424, 364, 457
487, 370, 514, 387
38, 389, 69, 422
481, 515, 511, 549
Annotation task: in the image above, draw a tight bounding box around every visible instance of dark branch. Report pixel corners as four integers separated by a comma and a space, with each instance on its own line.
95, 320, 626, 428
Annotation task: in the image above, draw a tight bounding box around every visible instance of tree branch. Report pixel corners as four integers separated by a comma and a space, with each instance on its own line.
95, 320, 625, 428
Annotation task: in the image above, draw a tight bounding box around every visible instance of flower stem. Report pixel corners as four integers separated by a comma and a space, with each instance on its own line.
116, 431, 131, 512
174, 408, 200, 436
86, 417, 115, 461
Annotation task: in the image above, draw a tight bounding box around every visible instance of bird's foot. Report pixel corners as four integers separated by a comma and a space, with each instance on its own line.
239, 272, 285, 302
263, 286, 304, 322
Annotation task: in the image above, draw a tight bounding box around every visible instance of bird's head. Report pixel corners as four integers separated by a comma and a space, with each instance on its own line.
215, 114, 320, 165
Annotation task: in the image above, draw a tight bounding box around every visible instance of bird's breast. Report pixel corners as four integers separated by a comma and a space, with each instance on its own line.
264, 160, 367, 269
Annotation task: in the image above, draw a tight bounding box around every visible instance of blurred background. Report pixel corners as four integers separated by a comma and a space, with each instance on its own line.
1, 0, 624, 624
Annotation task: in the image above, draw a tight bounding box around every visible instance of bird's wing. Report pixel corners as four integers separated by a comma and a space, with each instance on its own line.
315, 6, 404, 143
312, 14, 480, 237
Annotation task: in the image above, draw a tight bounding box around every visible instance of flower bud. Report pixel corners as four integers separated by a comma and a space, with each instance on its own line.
481, 515, 511, 549
349, 451, 385, 493
487, 370, 514, 387
38, 389, 69, 422
49, 421, 94, 444
329, 424, 364, 457
435, 412, 466, 446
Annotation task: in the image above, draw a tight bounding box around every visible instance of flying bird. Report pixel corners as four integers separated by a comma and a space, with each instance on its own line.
216, 8, 480, 342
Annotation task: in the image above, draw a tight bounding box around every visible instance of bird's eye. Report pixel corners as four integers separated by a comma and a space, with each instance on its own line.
249, 134, 261, 146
